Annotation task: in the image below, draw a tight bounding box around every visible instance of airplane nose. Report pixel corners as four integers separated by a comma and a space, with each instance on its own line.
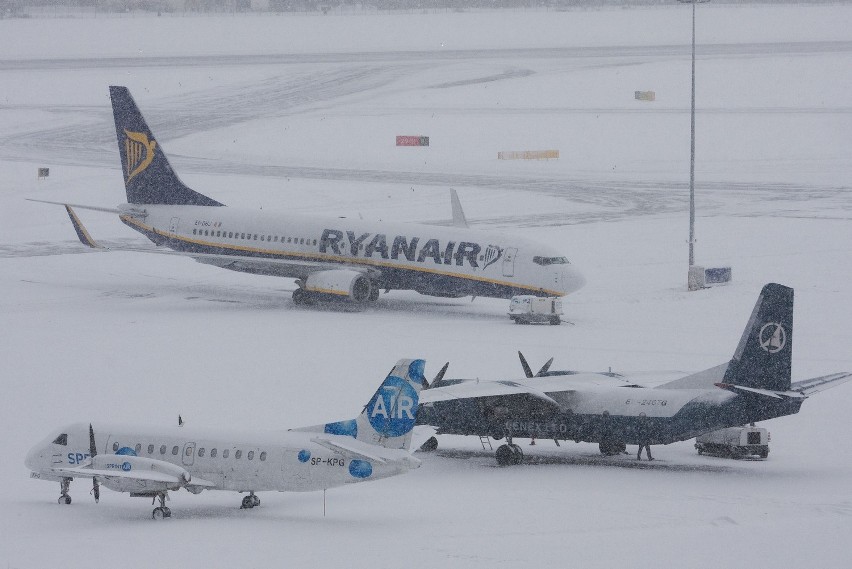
562, 265, 586, 295
24, 445, 41, 472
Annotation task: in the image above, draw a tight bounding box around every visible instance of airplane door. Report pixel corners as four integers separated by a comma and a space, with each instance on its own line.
502, 248, 518, 277
168, 217, 180, 235
182, 442, 196, 466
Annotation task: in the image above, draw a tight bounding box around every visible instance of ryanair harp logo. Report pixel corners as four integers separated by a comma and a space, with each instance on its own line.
482, 245, 503, 270
124, 129, 157, 182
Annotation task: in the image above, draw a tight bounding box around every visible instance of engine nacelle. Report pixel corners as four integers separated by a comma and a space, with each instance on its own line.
304, 269, 373, 303
92, 455, 190, 493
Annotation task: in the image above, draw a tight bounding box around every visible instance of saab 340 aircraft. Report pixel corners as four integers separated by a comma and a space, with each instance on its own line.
26, 359, 424, 519
31, 86, 585, 307
417, 284, 851, 465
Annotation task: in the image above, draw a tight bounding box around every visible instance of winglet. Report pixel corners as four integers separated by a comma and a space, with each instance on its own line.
65, 206, 103, 249
450, 189, 469, 228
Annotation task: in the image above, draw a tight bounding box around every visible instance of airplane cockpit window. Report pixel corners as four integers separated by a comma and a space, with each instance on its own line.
52, 434, 67, 446
533, 256, 570, 266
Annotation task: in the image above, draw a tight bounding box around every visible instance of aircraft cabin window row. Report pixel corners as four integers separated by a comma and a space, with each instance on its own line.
191, 228, 317, 247
110, 441, 268, 462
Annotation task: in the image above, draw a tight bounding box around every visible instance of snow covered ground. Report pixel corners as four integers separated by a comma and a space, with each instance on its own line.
1, 4, 851, 568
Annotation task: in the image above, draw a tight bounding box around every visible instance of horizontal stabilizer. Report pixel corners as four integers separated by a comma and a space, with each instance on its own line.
311, 437, 388, 464
790, 372, 852, 396
64, 205, 103, 249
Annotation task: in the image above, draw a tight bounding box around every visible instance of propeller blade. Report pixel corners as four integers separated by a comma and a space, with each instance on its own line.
518, 351, 533, 378
88, 424, 99, 503
536, 357, 554, 377
428, 362, 450, 389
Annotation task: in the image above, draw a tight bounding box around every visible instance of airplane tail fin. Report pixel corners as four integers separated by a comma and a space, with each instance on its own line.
108, 86, 224, 207
722, 283, 793, 392
312, 359, 425, 451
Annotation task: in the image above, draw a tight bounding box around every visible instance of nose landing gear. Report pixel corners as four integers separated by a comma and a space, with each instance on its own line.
58, 477, 72, 504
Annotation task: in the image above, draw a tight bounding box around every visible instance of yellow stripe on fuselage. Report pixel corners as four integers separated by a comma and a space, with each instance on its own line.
119, 215, 563, 297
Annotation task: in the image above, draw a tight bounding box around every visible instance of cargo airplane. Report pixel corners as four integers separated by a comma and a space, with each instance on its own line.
30, 86, 585, 307
25, 359, 425, 519
417, 284, 851, 465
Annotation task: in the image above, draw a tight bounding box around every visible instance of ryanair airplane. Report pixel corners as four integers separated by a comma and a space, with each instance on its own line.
32, 86, 585, 306
26, 359, 425, 519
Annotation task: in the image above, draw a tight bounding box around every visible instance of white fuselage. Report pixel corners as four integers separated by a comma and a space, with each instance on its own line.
117, 204, 585, 299
26, 423, 418, 493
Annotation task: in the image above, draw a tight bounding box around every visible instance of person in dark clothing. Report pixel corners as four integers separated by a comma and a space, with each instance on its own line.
637, 442, 653, 461
637, 414, 653, 460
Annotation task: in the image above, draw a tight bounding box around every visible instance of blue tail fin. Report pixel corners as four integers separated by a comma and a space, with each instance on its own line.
321, 359, 425, 450
723, 283, 793, 391
109, 86, 224, 207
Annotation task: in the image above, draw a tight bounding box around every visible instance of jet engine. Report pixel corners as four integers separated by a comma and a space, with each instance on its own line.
301, 269, 374, 303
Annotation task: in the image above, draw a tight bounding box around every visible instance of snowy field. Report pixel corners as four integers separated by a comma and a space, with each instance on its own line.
1, 4, 852, 568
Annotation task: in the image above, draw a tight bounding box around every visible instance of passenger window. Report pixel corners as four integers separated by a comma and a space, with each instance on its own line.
134, 443, 142, 454
260, 451, 267, 461
313, 239, 317, 246
241, 233, 245, 239
211, 448, 217, 458
287, 237, 292, 243
160, 445, 167, 455
253, 235, 258, 240
274, 236, 279, 242
198, 448, 205, 457
172, 446, 179, 456
223, 449, 230, 458
147, 444, 154, 454
235, 450, 242, 459
267, 235, 272, 242
260, 235, 265, 241
52, 434, 68, 446
113, 442, 120, 452
248, 451, 254, 460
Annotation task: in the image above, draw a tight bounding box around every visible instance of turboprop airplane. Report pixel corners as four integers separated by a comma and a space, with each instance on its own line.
29, 86, 585, 307
25, 359, 425, 519
416, 284, 851, 465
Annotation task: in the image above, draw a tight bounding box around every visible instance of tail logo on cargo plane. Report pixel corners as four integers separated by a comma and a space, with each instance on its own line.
124, 130, 157, 182
758, 322, 786, 353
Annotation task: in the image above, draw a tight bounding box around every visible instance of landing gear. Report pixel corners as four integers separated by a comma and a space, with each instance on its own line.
549, 316, 561, 325
419, 436, 439, 452
58, 477, 72, 504
495, 443, 523, 466
241, 492, 260, 509
292, 288, 312, 305
599, 440, 627, 456
151, 492, 171, 520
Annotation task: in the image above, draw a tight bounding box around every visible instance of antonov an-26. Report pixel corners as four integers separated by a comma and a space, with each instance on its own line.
26, 359, 425, 519
31, 86, 585, 307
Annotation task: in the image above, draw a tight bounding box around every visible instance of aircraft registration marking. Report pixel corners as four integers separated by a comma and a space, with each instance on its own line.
624, 399, 668, 406
310, 457, 345, 467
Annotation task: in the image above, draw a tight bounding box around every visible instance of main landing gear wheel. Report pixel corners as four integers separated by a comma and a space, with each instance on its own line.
241, 493, 260, 509
152, 493, 171, 520
495, 444, 524, 466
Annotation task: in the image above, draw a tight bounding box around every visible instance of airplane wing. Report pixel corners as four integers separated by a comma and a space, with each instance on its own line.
790, 372, 852, 396
419, 380, 563, 412
311, 436, 389, 464
47, 203, 376, 279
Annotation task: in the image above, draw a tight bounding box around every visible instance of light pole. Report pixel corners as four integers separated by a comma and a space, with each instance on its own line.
680, 0, 709, 271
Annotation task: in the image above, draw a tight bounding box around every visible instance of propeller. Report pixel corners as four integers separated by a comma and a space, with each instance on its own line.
424, 362, 449, 389
518, 352, 554, 378
88, 423, 99, 503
